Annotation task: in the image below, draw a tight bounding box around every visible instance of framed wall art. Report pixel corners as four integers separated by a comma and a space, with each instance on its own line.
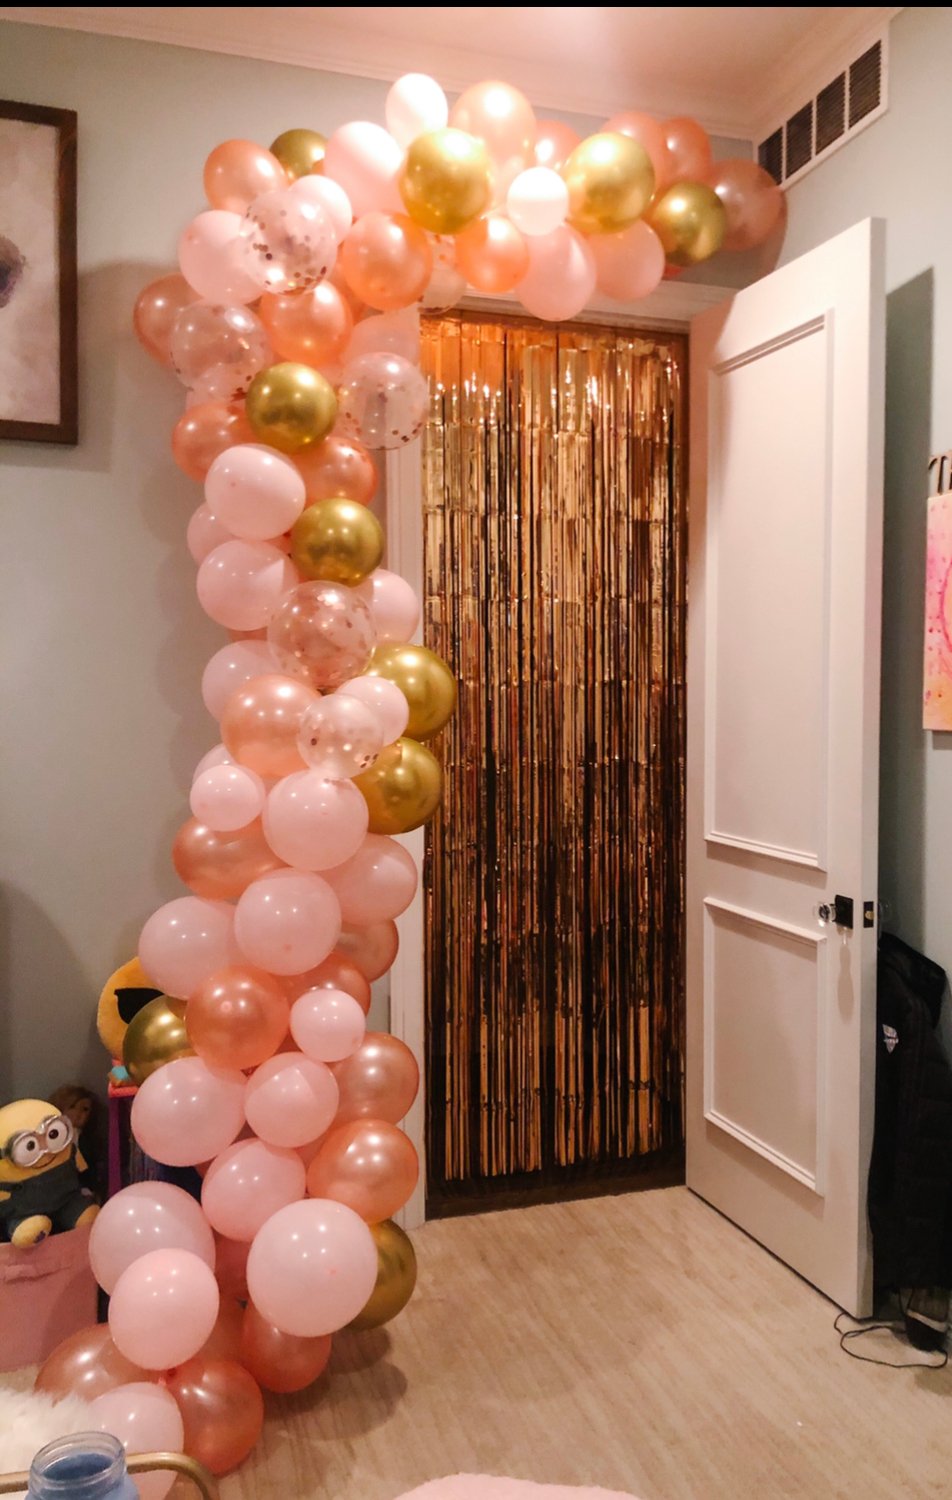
0, 100, 77, 445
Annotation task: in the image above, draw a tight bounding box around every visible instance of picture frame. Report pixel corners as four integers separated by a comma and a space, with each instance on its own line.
0, 100, 77, 445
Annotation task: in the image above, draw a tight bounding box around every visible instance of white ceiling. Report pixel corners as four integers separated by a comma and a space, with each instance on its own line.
0, 5, 899, 139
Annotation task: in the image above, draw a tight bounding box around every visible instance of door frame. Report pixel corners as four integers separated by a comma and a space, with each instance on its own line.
389, 275, 732, 1229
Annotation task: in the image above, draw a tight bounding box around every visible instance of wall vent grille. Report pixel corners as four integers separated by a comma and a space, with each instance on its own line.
758, 33, 887, 189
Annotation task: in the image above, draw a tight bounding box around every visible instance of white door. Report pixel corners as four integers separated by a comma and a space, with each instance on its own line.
686, 218, 885, 1316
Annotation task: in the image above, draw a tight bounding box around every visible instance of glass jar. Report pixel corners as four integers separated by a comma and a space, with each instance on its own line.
27, 1434, 138, 1500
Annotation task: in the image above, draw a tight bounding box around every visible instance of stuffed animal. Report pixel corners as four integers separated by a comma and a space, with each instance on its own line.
96, 956, 164, 1061
0, 1099, 99, 1248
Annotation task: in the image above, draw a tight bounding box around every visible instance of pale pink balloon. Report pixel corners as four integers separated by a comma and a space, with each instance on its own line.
663, 116, 712, 182
290, 174, 353, 241
187, 503, 234, 564
90, 1183, 216, 1295
295, 694, 383, 779
336, 918, 399, 981
204, 444, 306, 542
178, 210, 260, 304
268, 580, 377, 690
202, 1137, 306, 1241
263, 769, 369, 870
131, 1057, 246, 1168
247, 1198, 377, 1336
338, 674, 409, 744
234, 869, 342, 975
325, 834, 418, 924
590, 219, 665, 302
139, 896, 240, 999
201, 640, 277, 720
109, 1249, 220, 1371
336, 351, 428, 451
534, 118, 581, 172
190, 764, 265, 833
193, 743, 234, 779
88, 1382, 185, 1500
323, 121, 403, 218
290, 986, 367, 1064
506, 166, 569, 237
239, 188, 338, 296
244, 1052, 339, 1148
344, 308, 420, 366
386, 72, 449, 148
450, 80, 536, 184
516, 224, 596, 321
169, 303, 271, 397
357, 567, 421, 643
605, 111, 673, 194
197, 540, 298, 631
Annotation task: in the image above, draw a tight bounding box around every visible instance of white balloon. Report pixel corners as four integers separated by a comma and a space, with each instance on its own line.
507, 167, 570, 237
386, 73, 449, 148
323, 122, 403, 218
289, 174, 353, 242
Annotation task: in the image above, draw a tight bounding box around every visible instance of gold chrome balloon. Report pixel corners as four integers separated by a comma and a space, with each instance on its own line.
561, 131, 655, 235
354, 737, 442, 834
349, 1218, 418, 1330
647, 181, 727, 267
245, 362, 338, 455
399, 128, 493, 235
269, 128, 326, 181
366, 643, 457, 741
122, 996, 193, 1085
291, 498, 384, 585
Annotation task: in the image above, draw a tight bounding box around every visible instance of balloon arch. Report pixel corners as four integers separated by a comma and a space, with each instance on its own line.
37, 74, 783, 1477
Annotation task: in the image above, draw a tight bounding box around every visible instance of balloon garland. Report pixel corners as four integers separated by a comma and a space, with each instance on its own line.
35, 73, 783, 1479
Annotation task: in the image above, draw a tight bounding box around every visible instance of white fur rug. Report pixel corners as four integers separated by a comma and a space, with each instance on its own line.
0, 1386, 92, 1490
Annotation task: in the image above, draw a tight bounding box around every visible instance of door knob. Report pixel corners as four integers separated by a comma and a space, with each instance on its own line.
816, 895, 854, 929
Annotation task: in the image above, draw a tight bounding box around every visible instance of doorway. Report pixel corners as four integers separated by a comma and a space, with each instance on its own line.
421, 311, 687, 1215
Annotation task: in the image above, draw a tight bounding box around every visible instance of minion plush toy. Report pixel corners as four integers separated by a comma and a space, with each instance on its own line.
0, 1099, 100, 1248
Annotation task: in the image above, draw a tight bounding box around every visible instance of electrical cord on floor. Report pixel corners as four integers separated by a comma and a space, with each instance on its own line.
834, 1296, 949, 1369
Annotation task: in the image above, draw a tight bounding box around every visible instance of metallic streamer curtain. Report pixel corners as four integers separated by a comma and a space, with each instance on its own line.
421, 312, 686, 1209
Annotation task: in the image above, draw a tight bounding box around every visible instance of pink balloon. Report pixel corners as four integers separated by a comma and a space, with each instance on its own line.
88, 1383, 184, 1500
239, 187, 338, 296
295, 695, 384, 779
590, 219, 665, 302
201, 640, 277, 721
202, 1137, 306, 1241
178, 210, 260, 304
187, 503, 234, 564
290, 986, 367, 1063
131, 1057, 246, 1168
323, 121, 403, 219
263, 770, 368, 871
325, 834, 418, 924
138, 896, 240, 999
506, 167, 569, 237
234, 869, 341, 975
533, 118, 581, 173
246, 1198, 377, 1336
336, 351, 428, 451
386, 72, 449, 148
197, 539, 298, 631
336, 918, 399, 981
290, 174, 353, 241
193, 743, 234, 779
356, 567, 421, 643
516, 224, 596, 321
663, 116, 712, 182
205, 444, 305, 542
605, 111, 673, 194
190, 764, 266, 833
344, 308, 421, 366
704, 157, 784, 251
90, 1183, 216, 1295
337, 675, 409, 744
109, 1249, 220, 1371
268, 580, 377, 691
244, 1051, 339, 1148
170, 303, 271, 396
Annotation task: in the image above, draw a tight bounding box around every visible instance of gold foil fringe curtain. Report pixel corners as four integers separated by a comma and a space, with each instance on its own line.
422, 313, 686, 1202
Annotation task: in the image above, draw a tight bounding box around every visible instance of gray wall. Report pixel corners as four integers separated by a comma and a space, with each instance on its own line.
781, 5, 952, 1043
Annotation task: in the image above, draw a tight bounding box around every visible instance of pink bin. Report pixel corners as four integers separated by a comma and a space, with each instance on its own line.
0, 1224, 98, 1371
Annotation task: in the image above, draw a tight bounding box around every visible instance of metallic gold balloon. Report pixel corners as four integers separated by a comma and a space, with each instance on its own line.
647, 181, 727, 267
399, 128, 493, 235
291, 498, 384, 585
348, 1218, 417, 1330
562, 131, 655, 234
245, 362, 338, 455
366, 643, 457, 741
269, 128, 326, 181
122, 996, 193, 1085
354, 737, 442, 835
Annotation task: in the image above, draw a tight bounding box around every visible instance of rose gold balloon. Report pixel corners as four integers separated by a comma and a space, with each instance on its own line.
220, 673, 318, 778
331, 1032, 419, 1125
188, 965, 290, 1070
533, 119, 581, 172
199, 1295, 245, 1363
215, 1234, 250, 1301
239, 1304, 331, 1394
455, 213, 529, 294
294, 434, 378, 506
663, 116, 712, 182
305, 1118, 419, 1222
605, 111, 674, 195
704, 158, 783, 251
35, 1325, 154, 1401
450, 80, 537, 181
204, 139, 287, 214
172, 401, 255, 484
335, 919, 399, 981
134, 274, 196, 366
166, 1357, 264, 1477
285, 952, 372, 1014
259, 282, 353, 367
339, 212, 433, 312
172, 817, 283, 901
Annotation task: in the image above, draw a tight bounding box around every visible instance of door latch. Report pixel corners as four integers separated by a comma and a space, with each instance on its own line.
817, 895, 854, 929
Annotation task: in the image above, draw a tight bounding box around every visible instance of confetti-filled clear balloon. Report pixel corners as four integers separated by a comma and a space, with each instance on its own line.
170, 303, 271, 399
336, 352, 427, 451
239, 187, 338, 296
296, 693, 384, 779
268, 580, 377, 691
337, 674, 409, 745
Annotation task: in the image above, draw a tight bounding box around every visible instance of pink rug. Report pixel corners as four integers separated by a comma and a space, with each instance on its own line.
396, 1479, 641, 1500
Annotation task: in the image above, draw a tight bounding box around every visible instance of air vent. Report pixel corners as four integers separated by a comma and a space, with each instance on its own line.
757, 32, 887, 188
